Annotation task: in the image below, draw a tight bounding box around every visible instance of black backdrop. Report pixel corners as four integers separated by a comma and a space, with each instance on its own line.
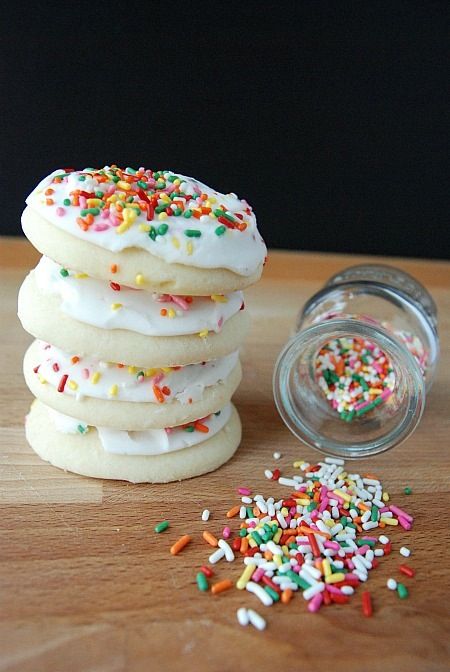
1, 1, 449, 259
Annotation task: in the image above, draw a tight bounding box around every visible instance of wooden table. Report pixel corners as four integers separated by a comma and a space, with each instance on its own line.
1, 239, 449, 672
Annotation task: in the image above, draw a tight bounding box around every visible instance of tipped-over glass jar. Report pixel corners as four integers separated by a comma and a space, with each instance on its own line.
273, 264, 439, 458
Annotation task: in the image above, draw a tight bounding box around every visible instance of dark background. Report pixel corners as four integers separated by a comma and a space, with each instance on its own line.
1, 1, 449, 259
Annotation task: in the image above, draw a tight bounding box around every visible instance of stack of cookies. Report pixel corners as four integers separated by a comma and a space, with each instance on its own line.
18, 166, 266, 482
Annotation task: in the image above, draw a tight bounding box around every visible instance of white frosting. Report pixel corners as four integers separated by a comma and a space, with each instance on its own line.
34, 340, 239, 404
34, 256, 244, 336
25, 167, 267, 276
48, 404, 231, 456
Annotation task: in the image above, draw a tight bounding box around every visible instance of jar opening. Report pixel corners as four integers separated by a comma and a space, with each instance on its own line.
273, 320, 425, 458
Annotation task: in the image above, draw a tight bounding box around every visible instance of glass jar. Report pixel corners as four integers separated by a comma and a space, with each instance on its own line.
273, 264, 439, 458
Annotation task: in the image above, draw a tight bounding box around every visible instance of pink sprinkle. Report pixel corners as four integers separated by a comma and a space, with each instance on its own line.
398, 516, 412, 530
345, 573, 360, 582
308, 593, 323, 613
347, 559, 355, 570
165, 427, 174, 435
93, 223, 110, 232
318, 497, 329, 513
81, 368, 89, 379
389, 505, 413, 522
324, 541, 340, 551
106, 185, 116, 195
238, 487, 251, 496
79, 196, 87, 209
252, 568, 264, 582
326, 585, 342, 595
169, 295, 189, 311
101, 208, 110, 219
361, 536, 378, 542
356, 545, 370, 555
217, 317, 224, 329
152, 373, 164, 385
56, 207, 65, 216
222, 526, 231, 539
381, 388, 393, 401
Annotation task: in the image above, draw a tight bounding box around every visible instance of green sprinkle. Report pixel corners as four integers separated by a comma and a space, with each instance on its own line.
60, 268, 69, 277
173, 207, 182, 216
220, 211, 236, 223
196, 572, 209, 592
251, 531, 263, 545
404, 487, 412, 495
137, 180, 148, 189
357, 538, 375, 547
397, 583, 409, 599
215, 225, 226, 236
78, 175, 86, 182
184, 426, 195, 433
307, 502, 317, 512
286, 570, 310, 590
95, 191, 103, 198
77, 424, 88, 434
155, 205, 168, 214
148, 226, 157, 241
264, 586, 280, 602
246, 507, 253, 519
183, 210, 193, 219
158, 223, 169, 236
126, 167, 137, 174
154, 520, 169, 533
63, 198, 71, 206
239, 528, 247, 537
371, 505, 379, 522
184, 229, 201, 238
80, 208, 100, 216
112, 175, 120, 183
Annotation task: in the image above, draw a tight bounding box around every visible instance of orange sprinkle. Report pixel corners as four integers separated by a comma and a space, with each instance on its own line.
46, 198, 54, 206
45, 188, 54, 195
194, 422, 209, 433
226, 505, 241, 519
281, 588, 293, 604
153, 385, 165, 404
76, 217, 89, 231
110, 264, 118, 274
71, 356, 80, 364
358, 503, 371, 512
211, 579, 233, 595
85, 214, 94, 225
170, 534, 191, 556
160, 308, 168, 316
240, 537, 249, 553
202, 531, 218, 547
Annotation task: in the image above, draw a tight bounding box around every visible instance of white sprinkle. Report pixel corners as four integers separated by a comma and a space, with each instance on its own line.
239, 506, 247, 519
266, 540, 283, 556
379, 535, 390, 545
218, 539, 235, 562
400, 546, 411, 558
278, 477, 298, 487
387, 578, 397, 590
341, 585, 354, 596
303, 582, 325, 600
362, 521, 379, 531
264, 469, 273, 480
273, 451, 281, 460
246, 581, 273, 606
247, 608, 267, 631
236, 607, 249, 626
374, 548, 385, 557
201, 509, 210, 522
325, 457, 345, 465
241, 496, 253, 504
209, 547, 225, 564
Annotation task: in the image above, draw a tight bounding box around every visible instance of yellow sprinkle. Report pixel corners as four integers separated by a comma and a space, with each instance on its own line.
107, 194, 118, 203
135, 274, 145, 286
334, 489, 352, 503
209, 196, 217, 204
111, 303, 123, 311
281, 545, 289, 556
273, 529, 282, 544
109, 384, 119, 397
380, 517, 398, 526
159, 193, 170, 203
211, 294, 228, 303
322, 558, 332, 577
68, 380, 78, 391
236, 563, 256, 590
382, 491, 390, 502
369, 388, 383, 395
116, 180, 131, 191
91, 372, 101, 384
158, 212, 168, 221
273, 553, 282, 567
325, 572, 345, 584
87, 198, 103, 207
173, 178, 181, 186
186, 241, 193, 256
198, 329, 208, 338
145, 368, 157, 377
128, 366, 137, 374
139, 223, 150, 232
323, 518, 334, 528
116, 220, 132, 234
280, 507, 289, 517
162, 367, 173, 373
297, 499, 311, 507
38, 374, 47, 384
248, 538, 257, 548
167, 308, 176, 319
293, 461, 304, 468
171, 236, 180, 249
74, 273, 88, 279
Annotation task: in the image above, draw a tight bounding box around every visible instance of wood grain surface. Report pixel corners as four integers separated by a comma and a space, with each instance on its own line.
1, 238, 449, 672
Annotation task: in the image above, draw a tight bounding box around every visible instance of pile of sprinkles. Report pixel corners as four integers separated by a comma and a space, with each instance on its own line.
41, 166, 252, 245
157, 455, 415, 630
315, 337, 395, 421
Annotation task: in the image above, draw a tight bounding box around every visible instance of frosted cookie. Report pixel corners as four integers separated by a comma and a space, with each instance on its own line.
18, 260, 249, 367
26, 400, 241, 483
22, 166, 267, 294
24, 340, 242, 430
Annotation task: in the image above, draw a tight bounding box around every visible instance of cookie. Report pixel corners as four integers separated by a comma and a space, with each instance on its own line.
24, 340, 242, 430
26, 400, 242, 483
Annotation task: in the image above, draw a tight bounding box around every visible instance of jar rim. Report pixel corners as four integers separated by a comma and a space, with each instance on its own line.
273, 318, 426, 458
